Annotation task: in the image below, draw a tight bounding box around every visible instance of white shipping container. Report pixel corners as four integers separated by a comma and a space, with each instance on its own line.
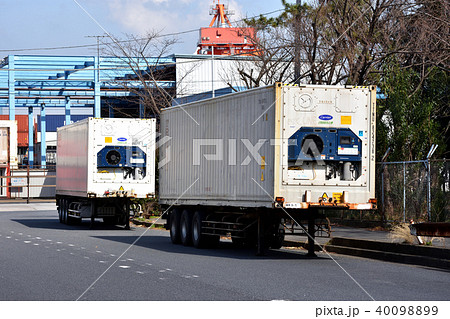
56, 117, 156, 199
0, 120, 18, 169
159, 83, 376, 210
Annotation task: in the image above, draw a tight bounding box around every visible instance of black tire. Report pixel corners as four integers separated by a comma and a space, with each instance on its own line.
62, 199, 68, 224
268, 220, 285, 249
57, 199, 63, 223
169, 208, 181, 244
180, 210, 193, 246
192, 211, 208, 248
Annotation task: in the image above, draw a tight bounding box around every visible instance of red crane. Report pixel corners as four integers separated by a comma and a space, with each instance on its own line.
196, 0, 257, 56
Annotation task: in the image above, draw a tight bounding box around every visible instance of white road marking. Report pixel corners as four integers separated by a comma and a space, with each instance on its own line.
24, 241, 31, 244
136, 271, 144, 274
119, 266, 130, 269
33, 243, 39, 246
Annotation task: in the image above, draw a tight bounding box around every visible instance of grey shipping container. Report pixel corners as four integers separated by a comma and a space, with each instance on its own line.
159, 83, 377, 254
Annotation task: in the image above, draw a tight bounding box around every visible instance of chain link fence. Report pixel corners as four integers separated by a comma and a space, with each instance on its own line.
377, 159, 449, 223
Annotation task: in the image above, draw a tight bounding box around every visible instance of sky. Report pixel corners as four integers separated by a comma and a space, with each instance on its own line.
0, 0, 293, 58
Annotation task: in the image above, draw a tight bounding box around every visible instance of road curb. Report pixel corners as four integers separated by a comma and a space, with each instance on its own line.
130, 218, 165, 228
284, 237, 450, 270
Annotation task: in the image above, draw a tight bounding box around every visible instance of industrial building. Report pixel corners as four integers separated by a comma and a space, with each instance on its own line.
0, 54, 177, 167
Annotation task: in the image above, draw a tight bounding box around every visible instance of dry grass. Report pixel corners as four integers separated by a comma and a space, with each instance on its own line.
388, 223, 418, 244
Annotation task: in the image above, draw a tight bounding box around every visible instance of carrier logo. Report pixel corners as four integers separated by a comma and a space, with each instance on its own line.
318, 114, 333, 121
117, 137, 127, 142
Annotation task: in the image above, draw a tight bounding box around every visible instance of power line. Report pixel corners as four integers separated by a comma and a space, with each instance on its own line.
0, 44, 292, 73
0, 8, 284, 54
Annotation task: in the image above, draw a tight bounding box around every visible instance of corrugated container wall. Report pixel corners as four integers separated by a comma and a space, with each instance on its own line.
0, 115, 30, 147
159, 83, 376, 210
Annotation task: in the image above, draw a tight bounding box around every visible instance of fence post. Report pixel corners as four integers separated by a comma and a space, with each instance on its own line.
381, 166, 385, 220
403, 162, 406, 223
27, 164, 30, 204
426, 145, 438, 221
380, 148, 390, 223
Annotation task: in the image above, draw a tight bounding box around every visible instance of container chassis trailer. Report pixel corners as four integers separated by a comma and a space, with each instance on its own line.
159, 83, 377, 255
56, 117, 156, 228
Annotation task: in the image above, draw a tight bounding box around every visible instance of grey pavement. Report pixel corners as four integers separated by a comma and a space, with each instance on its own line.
1, 202, 450, 301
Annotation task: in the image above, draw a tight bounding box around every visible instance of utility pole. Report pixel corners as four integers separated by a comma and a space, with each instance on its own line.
85, 35, 108, 80
294, 0, 301, 84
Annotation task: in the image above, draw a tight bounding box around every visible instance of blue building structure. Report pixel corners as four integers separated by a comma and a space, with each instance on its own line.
0, 55, 176, 167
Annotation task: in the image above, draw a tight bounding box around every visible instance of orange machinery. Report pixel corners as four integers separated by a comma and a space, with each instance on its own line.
196, 0, 257, 56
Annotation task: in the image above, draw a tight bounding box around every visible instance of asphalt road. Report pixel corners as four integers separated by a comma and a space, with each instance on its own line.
0, 203, 449, 301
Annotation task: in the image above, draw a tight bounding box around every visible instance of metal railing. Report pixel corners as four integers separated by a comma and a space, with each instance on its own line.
0, 164, 56, 202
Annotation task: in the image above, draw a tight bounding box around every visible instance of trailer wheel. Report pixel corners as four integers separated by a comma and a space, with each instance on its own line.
268, 220, 285, 249
192, 211, 209, 248
62, 199, 68, 224
180, 210, 193, 246
169, 208, 181, 244
57, 200, 63, 223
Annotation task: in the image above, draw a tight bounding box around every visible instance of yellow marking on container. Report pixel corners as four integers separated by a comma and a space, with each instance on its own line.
119, 186, 124, 191
322, 192, 328, 199
105, 137, 112, 143
332, 192, 343, 203
261, 172, 264, 181
261, 156, 265, 170
341, 116, 352, 125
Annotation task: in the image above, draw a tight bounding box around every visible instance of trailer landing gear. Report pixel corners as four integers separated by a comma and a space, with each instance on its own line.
306, 215, 317, 257
256, 214, 266, 256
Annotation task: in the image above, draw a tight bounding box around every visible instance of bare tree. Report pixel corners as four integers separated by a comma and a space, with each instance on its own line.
100, 30, 180, 118
245, 0, 449, 86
